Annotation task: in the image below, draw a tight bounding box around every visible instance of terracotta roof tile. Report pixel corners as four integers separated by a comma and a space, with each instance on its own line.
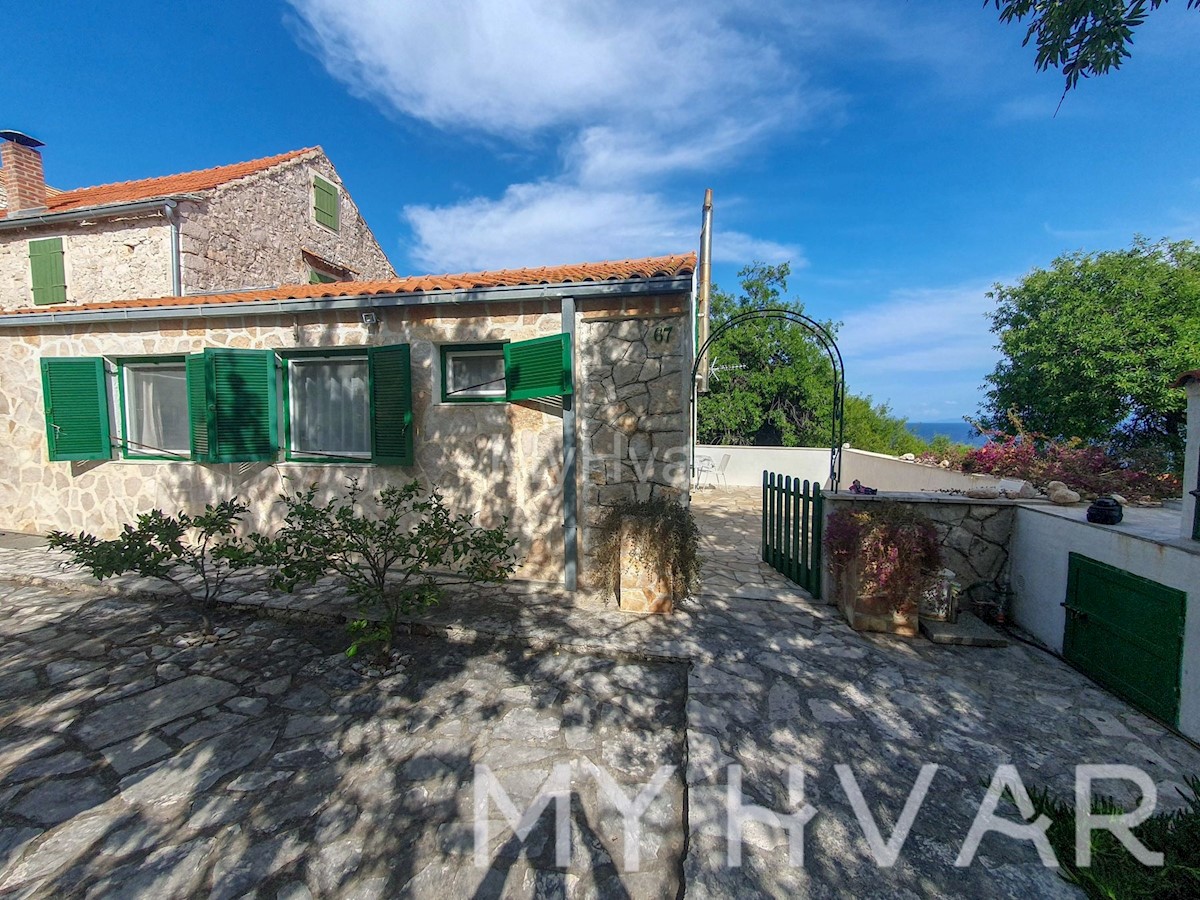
1170, 369, 1200, 388
0, 147, 318, 218
0, 254, 696, 316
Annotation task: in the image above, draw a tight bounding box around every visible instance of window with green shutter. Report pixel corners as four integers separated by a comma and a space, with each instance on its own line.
504, 334, 573, 402
313, 175, 339, 231
278, 345, 414, 465
309, 267, 339, 284
40, 358, 112, 461
186, 349, 278, 463
29, 237, 67, 305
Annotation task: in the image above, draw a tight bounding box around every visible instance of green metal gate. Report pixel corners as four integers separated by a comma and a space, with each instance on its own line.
762, 471, 823, 595
1064, 552, 1186, 726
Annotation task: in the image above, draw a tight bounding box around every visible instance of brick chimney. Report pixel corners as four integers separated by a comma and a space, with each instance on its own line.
0, 131, 47, 214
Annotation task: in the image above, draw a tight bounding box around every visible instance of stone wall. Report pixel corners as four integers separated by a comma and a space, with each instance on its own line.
822, 493, 1016, 616
577, 297, 691, 597
0, 292, 691, 592
0, 150, 393, 313
177, 152, 394, 292
0, 216, 174, 311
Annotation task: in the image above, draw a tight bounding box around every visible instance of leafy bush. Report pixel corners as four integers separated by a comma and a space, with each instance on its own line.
823, 502, 942, 613
255, 480, 519, 656
960, 429, 1181, 500
596, 497, 701, 599
47, 499, 251, 634
1028, 776, 1200, 898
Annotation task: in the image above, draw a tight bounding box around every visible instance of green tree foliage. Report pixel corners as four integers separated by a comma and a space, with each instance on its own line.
697, 262, 927, 454
843, 395, 929, 457
254, 480, 519, 657
991, 0, 1198, 93
47, 499, 252, 634
979, 237, 1200, 468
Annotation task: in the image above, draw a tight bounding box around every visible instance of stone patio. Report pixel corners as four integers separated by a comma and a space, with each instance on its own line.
1, 488, 1199, 897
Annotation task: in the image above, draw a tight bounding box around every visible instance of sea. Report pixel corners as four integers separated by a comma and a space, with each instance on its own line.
905, 422, 989, 448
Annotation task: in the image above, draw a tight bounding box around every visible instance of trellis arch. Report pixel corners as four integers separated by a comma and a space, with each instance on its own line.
692, 307, 846, 490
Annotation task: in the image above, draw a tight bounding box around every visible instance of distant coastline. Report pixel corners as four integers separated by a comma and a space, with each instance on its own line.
905, 421, 988, 448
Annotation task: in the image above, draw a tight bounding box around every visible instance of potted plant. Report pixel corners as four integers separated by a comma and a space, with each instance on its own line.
597, 496, 701, 614
823, 501, 942, 637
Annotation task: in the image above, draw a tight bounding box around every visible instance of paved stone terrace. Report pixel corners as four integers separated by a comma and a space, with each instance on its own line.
1, 489, 1200, 897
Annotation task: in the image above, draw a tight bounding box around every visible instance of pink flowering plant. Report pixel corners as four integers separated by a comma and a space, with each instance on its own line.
958, 431, 1180, 500
823, 503, 942, 615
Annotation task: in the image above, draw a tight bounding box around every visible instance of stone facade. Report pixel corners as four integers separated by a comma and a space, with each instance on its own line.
0, 291, 692, 592
175, 153, 393, 293
577, 298, 692, 597
0, 217, 174, 309
823, 494, 1016, 617
0, 150, 394, 311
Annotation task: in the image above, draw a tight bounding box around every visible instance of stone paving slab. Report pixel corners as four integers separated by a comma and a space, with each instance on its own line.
0, 585, 687, 898
1, 488, 1199, 897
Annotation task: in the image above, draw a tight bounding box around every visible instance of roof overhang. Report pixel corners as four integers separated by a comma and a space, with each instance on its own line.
0, 196, 196, 232
0, 274, 693, 329
1170, 369, 1200, 389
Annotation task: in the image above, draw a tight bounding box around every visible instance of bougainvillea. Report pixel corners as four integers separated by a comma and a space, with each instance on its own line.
958, 430, 1181, 500
823, 502, 942, 614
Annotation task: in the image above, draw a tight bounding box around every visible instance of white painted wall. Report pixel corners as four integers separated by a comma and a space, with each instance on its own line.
694, 444, 1005, 493
1182, 381, 1199, 540
1009, 504, 1200, 741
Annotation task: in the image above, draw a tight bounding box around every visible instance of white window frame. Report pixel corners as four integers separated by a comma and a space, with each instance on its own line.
284, 353, 371, 461
441, 345, 507, 403
119, 358, 190, 460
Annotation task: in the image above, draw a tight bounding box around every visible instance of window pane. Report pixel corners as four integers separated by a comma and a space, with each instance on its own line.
290, 359, 369, 456
447, 351, 505, 398
125, 364, 189, 455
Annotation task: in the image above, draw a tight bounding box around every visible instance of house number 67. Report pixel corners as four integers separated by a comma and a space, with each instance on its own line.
652, 325, 674, 344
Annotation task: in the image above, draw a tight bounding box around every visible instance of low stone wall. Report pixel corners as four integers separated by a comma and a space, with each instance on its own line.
822, 493, 1017, 616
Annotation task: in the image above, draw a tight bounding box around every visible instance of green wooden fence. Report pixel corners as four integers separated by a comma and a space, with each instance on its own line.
761, 471, 823, 595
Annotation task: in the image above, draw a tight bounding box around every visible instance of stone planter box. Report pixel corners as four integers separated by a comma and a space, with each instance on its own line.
831, 561, 920, 638
616, 524, 675, 614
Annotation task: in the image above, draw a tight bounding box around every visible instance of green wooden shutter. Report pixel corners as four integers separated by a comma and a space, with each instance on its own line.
187, 349, 277, 463
186, 353, 211, 461
29, 238, 67, 306
504, 333, 573, 401
40, 358, 111, 461
369, 344, 413, 465
313, 175, 339, 231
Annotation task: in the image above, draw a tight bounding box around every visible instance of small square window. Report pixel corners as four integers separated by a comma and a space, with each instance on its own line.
441, 345, 506, 403
121, 361, 189, 458
287, 356, 370, 458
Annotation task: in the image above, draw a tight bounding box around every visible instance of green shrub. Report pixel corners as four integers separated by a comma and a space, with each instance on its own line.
596, 496, 701, 599
47, 499, 252, 634
1029, 776, 1200, 898
255, 480, 519, 657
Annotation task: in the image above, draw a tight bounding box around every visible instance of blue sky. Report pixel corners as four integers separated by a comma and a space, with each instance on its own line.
4, 1, 1198, 421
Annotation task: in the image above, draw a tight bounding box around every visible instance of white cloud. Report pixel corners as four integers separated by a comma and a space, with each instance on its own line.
404, 180, 802, 272
834, 281, 1006, 417
287, 0, 840, 269
287, 0, 1013, 272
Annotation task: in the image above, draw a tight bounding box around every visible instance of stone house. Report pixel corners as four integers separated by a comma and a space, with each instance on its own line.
0, 132, 394, 311
0, 254, 696, 595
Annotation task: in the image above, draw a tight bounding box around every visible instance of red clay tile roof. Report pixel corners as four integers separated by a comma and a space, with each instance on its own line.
1171, 369, 1200, 388
0, 147, 318, 218
0, 254, 696, 316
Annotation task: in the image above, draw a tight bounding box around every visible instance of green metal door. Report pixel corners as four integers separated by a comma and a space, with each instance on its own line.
1063, 553, 1185, 726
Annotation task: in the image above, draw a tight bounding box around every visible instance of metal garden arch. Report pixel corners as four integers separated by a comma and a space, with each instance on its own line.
691, 307, 846, 491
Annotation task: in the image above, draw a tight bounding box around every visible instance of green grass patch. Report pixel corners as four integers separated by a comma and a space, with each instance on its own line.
1029, 776, 1200, 898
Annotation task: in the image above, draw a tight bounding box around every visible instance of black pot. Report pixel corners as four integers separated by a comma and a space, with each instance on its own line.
1086, 497, 1123, 525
